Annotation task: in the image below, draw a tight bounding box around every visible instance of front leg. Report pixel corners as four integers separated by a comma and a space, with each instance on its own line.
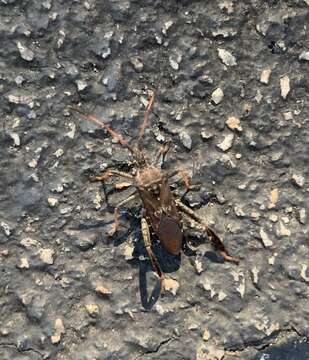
90, 169, 133, 182
175, 199, 239, 264
108, 193, 138, 236
141, 218, 164, 282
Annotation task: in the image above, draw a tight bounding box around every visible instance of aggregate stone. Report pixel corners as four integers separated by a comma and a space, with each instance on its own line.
1, 1, 308, 359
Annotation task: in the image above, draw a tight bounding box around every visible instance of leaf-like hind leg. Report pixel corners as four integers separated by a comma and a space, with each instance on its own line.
141, 218, 164, 282
175, 199, 239, 264
108, 193, 138, 237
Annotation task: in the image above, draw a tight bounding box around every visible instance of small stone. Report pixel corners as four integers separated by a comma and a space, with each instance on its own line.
226, 116, 242, 131
48, 197, 58, 207
280, 75, 290, 100
211, 88, 224, 104
218, 291, 227, 301
51, 318, 65, 344
300, 265, 309, 282
95, 284, 112, 296
85, 303, 99, 317
283, 111, 293, 121
54, 148, 64, 158
251, 267, 259, 284
217, 48, 237, 66
0, 221, 11, 236
18, 257, 30, 269
260, 69, 271, 84
269, 214, 278, 222
194, 258, 203, 274
15, 75, 25, 85
76, 80, 88, 91
202, 328, 211, 341
201, 130, 214, 141
163, 277, 179, 296
234, 206, 245, 217
268, 188, 279, 209
235, 153, 242, 159
216, 133, 234, 152
39, 248, 55, 265
130, 57, 144, 72
250, 211, 260, 221
20, 237, 38, 247
10, 132, 20, 146
28, 159, 37, 168
169, 57, 179, 70
179, 131, 192, 150
299, 51, 309, 61
277, 221, 291, 237
292, 173, 305, 188
17, 42, 34, 61
297, 208, 306, 224
66, 123, 76, 139
260, 228, 273, 247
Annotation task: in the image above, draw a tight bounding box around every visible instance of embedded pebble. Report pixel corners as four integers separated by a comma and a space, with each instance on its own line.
76, 80, 88, 91
0, 221, 11, 236
17, 42, 34, 61
268, 188, 279, 209
95, 284, 112, 296
211, 88, 224, 104
48, 197, 59, 207
217, 48, 237, 66
292, 173, 305, 188
39, 248, 55, 265
179, 131, 192, 150
28, 159, 38, 168
251, 267, 259, 284
20, 237, 38, 247
200, 130, 214, 141
10, 132, 20, 146
300, 265, 309, 282
51, 318, 65, 344
130, 57, 144, 72
169, 57, 179, 70
277, 221, 291, 237
226, 116, 242, 131
66, 123, 76, 139
163, 277, 179, 296
18, 257, 30, 269
260, 228, 273, 247
297, 208, 306, 224
299, 51, 309, 61
260, 69, 271, 84
280, 75, 290, 100
202, 328, 211, 341
216, 133, 234, 152
85, 303, 99, 317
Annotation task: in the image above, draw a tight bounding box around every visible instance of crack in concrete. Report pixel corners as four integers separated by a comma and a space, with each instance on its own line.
134, 337, 173, 359
224, 327, 304, 355
0, 342, 45, 359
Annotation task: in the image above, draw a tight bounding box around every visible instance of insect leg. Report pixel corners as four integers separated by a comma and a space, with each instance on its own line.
141, 218, 164, 281
154, 140, 171, 167
108, 193, 138, 237
175, 199, 239, 264
90, 169, 133, 182
138, 92, 155, 148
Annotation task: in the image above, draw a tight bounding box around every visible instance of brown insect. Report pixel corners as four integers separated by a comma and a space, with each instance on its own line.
71, 92, 238, 293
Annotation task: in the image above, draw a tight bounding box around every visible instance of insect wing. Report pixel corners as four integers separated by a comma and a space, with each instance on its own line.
158, 178, 183, 254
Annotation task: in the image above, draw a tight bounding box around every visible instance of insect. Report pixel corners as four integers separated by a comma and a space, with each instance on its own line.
70, 92, 238, 292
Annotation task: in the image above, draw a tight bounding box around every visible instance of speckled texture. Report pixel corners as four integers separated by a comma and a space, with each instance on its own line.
0, 1, 309, 359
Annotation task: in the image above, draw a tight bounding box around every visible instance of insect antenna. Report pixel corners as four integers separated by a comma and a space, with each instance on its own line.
137, 92, 155, 150
69, 106, 135, 154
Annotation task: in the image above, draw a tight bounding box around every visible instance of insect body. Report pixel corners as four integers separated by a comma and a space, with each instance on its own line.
71, 93, 238, 293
